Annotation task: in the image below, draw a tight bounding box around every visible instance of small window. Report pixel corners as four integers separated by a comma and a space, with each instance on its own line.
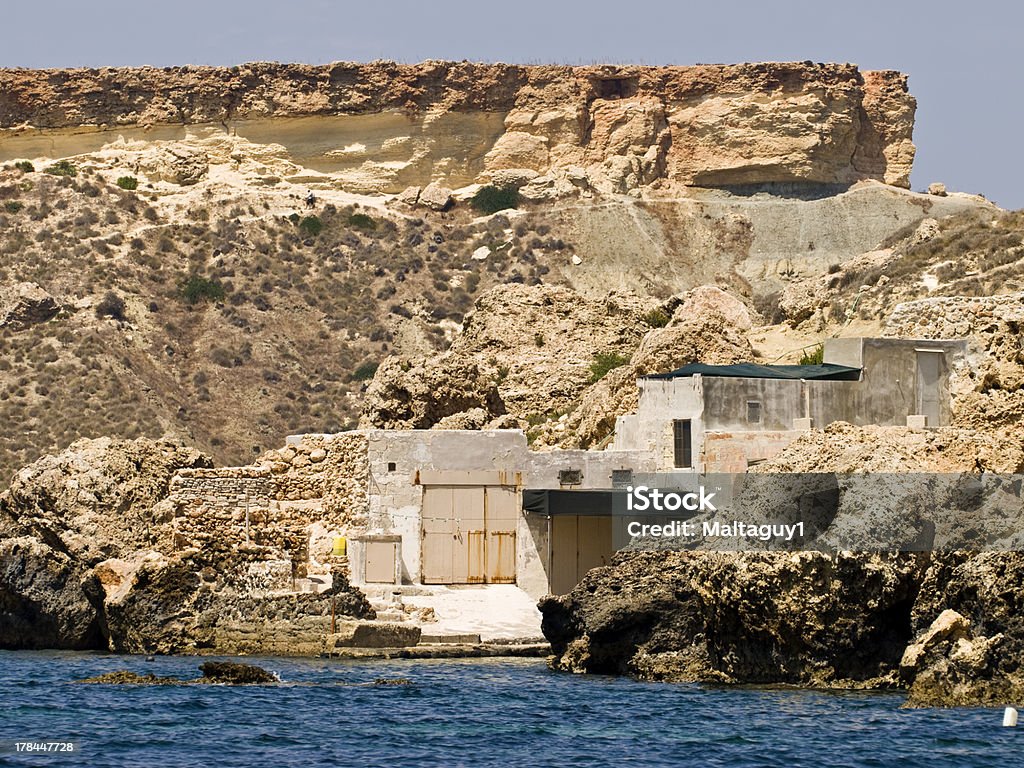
558, 469, 583, 486
673, 420, 692, 469
611, 469, 633, 488
746, 401, 762, 424
387, 462, 397, 472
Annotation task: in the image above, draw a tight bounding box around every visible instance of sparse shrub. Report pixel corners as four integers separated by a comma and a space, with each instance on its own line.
798, 344, 825, 366
143, 206, 158, 222
14, 161, 34, 173
116, 176, 138, 190
352, 361, 379, 381
95, 291, 126, 321
45, 160, 77, 177
298, 215, 322, 236
589, 351, 629, 383
180, 275, 227, 305
643, 308, 670, 328
470, 185, 520, 214
348, 212, 377, 231
3, 201, 23, 214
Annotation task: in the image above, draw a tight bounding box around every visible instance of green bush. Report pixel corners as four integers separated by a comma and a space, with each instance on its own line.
116, 176, 139, 190
352, 361, 379, 381
3, 201, 23, 214
643, 308, 670, 328
180, 275, 226, 305
799, 343, 825, 365
14, 161, 34, 173
470, 185, 520, 214
298, 215, 323, 236
348, 212, 377, 230
589, 351, 629, 383
45, 160, 77, 177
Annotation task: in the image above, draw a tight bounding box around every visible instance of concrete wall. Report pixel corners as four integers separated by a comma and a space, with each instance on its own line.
363, 429, 525, 585
613, 377, 705, 470
823, 337, 965, 426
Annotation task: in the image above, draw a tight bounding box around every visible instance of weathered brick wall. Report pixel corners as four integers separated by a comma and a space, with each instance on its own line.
702, 431, 800, 472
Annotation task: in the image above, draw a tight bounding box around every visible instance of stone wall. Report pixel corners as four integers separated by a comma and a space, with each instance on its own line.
168, 433, 370, 569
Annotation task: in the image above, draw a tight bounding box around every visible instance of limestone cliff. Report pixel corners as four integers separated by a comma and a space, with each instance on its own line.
0, 61, 915, 193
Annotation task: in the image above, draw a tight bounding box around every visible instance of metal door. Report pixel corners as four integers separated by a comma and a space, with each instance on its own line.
422, 486, 454, 584
455, 486, 485, 583
916, 351, 942, 426
485, 486, 518, 583
422, 485, 487, 584
364, 540, 397, 583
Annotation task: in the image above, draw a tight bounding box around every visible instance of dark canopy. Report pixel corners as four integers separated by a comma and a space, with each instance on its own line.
647, 362, 861, 381
522, 489, 620, 516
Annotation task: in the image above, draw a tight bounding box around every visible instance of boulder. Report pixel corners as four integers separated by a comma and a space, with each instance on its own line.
927, 182, 948, 197
419, 182, 453, 211
140, 145, 209, 186
0, 282, 60, 330
397, 185, 421, 206
0, 536, 104, 649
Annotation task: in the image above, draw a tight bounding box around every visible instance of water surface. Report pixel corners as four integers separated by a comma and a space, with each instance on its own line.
0, 651, 1017, 767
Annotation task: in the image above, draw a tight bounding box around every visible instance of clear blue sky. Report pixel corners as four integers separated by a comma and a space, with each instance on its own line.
4, 1, 1020, 208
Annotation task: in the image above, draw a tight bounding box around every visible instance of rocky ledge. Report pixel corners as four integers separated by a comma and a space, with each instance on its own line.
540, 549, 1024, 707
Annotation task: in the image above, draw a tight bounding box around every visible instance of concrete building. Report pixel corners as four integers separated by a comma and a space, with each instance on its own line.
170, 337, 966, 610
613, 337, 966, 472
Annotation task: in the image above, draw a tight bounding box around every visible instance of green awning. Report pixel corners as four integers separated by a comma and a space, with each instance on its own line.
646, 362, 861, 381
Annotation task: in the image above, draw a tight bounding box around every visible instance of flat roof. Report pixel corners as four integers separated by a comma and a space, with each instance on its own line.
646, 362, 862, 381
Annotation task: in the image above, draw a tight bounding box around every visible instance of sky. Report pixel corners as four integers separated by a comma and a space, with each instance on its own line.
3, 1, 1020, 208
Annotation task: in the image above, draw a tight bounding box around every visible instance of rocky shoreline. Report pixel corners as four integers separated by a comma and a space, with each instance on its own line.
538, 549, 1024, 708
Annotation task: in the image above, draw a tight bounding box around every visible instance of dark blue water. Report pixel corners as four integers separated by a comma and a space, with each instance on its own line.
0, 651, 1018, 767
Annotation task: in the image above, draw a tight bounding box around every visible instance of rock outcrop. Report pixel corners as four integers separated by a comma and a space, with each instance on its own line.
541, 550, 925, 686
1, 61, 915, 194
361, 284, 653, 429
0, 437, 373, 653
0, 282, 60, 331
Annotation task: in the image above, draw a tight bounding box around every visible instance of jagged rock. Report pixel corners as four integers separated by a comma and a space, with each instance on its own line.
79, 671, 180, 685
397, 185, 421, 206
0, 536, 104, 649
0, 436, 213, 565
927, 182, 948, 196
541, 550, 926, 686
485, 168, 539, 189
199, 661, 277, 684
0, 282, 60, 330
419, 182, 453, 211
532, 286, 752, 448
140, 146, 209, 185
900, 608, 1017, 708
361, 285, 652, 429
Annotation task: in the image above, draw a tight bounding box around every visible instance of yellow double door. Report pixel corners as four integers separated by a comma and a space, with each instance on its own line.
421, 485, 518, 584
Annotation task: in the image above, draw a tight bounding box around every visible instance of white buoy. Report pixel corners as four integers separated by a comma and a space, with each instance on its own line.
1003, 707, 1018, 727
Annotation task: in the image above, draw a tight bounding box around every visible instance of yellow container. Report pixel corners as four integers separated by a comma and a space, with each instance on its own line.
332, 536, 347, 557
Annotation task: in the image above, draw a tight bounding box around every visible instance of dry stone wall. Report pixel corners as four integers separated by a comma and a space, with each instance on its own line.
168, 433, 370, 568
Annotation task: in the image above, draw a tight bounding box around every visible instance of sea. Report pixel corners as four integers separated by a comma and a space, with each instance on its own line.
0, 651, 1018, 767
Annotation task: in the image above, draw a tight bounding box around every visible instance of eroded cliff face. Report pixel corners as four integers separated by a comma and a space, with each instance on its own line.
0, 61, 915, 194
